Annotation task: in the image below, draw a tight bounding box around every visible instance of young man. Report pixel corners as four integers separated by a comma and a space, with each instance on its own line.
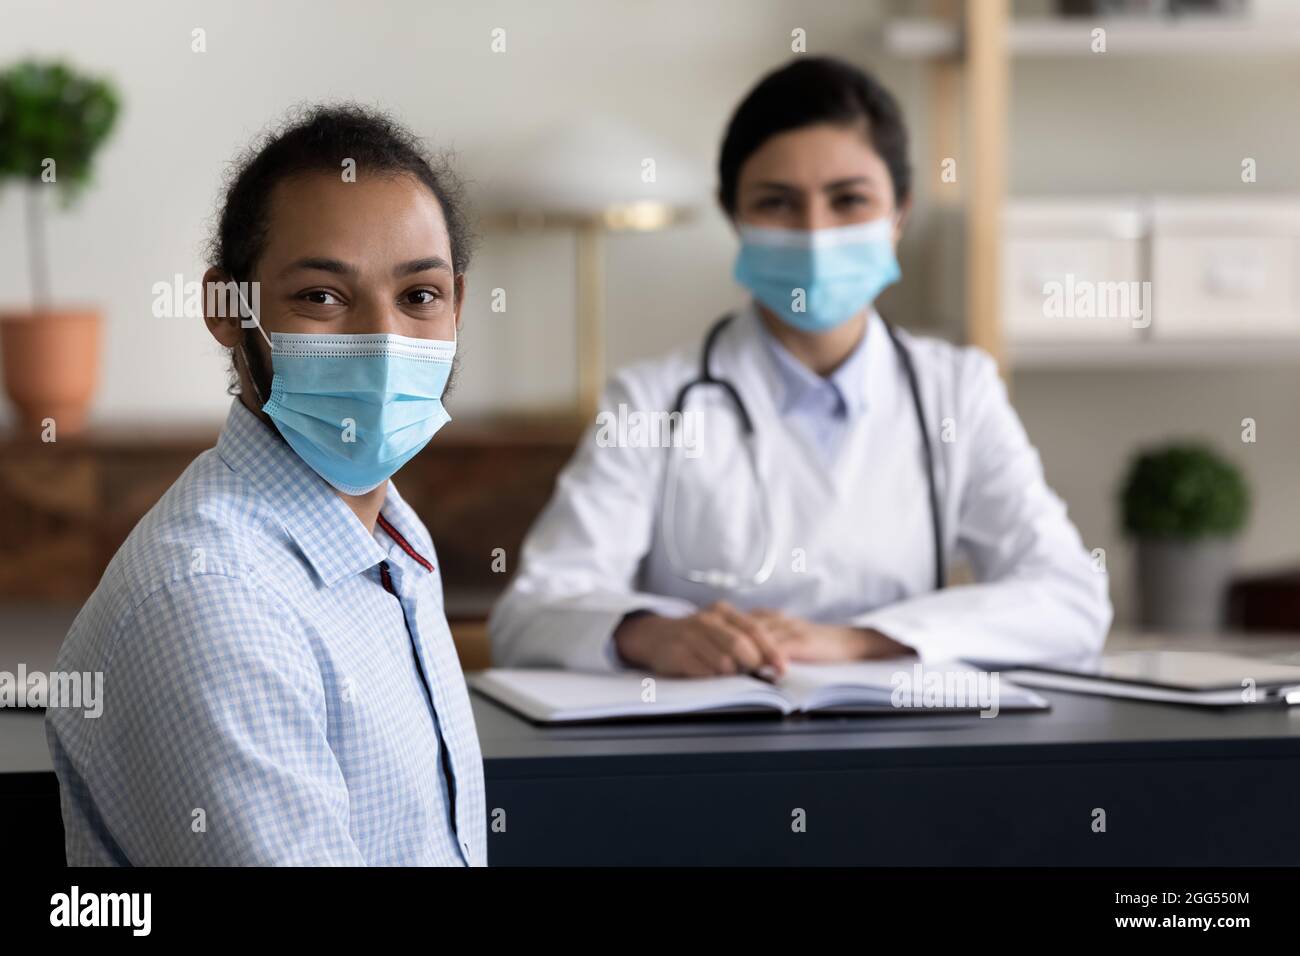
46, 106, 484, 865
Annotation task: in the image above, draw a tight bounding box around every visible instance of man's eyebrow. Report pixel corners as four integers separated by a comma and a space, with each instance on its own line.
278, 257, 357, 278
275, 256, 453, 279
395, 256, 452, 277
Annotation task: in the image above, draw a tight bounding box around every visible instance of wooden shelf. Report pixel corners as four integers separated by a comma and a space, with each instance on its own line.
887, 4, 1300, 374
0, 421, 581, 603
1010, 337, 1300, 370
0, 413, 582, 449
882, 15, 1300, 59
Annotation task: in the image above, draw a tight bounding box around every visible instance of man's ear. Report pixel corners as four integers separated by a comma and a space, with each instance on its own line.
202, 267, 243, 348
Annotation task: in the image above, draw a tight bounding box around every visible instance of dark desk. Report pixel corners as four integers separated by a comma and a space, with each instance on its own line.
6, 681, 1300, 865
473, 689, 1300, 865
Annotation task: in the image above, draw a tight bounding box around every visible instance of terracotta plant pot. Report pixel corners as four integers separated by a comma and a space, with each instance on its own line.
0, 308, 101, 437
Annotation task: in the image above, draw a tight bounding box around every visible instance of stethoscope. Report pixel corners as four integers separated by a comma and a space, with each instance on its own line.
660, 312, 946, 593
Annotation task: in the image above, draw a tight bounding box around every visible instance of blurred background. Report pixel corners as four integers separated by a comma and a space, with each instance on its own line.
3, 0, 1300, 668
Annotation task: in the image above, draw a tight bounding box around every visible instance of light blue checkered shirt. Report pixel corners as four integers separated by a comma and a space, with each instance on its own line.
46, 399, 485, 866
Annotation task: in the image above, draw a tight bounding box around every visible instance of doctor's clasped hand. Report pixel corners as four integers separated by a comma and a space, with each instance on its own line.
613, 603, 909, 677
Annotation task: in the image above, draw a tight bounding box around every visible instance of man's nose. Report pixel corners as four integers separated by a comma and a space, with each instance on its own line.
349, 294, 402, 335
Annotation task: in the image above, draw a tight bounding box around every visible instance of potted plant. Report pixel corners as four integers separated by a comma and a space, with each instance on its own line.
1120, 442, 1250, 633
0, 60, 119, 436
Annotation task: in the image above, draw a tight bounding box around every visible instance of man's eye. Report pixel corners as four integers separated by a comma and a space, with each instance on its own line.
755, 196, 791, 211
406, 289, 442, 305
833, 194, 869, 209
300, 290, 342, 305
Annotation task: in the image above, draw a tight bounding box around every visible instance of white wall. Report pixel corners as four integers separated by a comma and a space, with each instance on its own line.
4, 0, 1299, 624
0, 0, 909, 421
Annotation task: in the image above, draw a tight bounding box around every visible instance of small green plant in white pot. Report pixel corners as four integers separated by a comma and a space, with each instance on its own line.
1120, 443, 1250, 633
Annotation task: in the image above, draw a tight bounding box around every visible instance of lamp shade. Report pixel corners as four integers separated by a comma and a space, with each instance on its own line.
476, 114, 707, 223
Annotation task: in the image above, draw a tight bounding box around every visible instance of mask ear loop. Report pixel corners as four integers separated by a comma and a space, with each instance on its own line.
230, 276, 273, 408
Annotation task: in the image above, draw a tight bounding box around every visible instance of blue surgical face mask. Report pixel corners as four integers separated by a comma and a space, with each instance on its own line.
252, 331, 456, 496
733, 217, 901, 333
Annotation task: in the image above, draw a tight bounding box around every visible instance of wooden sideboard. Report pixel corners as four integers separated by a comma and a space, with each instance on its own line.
0, 415, 584, 667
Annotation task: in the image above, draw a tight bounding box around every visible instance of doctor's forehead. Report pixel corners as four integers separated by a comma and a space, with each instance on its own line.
737, 123, 893, 194
257, 170, 453, 279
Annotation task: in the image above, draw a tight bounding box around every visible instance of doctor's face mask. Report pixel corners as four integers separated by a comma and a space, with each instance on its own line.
733, 217, 901, 333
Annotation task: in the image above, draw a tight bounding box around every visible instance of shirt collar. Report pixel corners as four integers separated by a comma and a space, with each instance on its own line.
216, 399, 389, 587
753, 301, 876, 418
375, 482, 438, 578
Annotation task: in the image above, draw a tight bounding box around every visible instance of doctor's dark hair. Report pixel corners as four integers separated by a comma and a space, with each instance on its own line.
717, 56, 912, 215
206, 102, 475, 284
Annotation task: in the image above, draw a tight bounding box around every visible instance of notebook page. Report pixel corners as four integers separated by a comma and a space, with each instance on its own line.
778, 661, 1044, 713
470, 669, 792, 722
776, 661, 912, 711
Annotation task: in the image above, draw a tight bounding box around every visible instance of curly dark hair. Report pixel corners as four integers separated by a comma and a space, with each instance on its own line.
205, 102, 475, 284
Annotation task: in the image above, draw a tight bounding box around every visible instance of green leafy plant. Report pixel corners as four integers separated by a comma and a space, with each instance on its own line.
1121, 442, 1249, 540
0, 60, 120, 310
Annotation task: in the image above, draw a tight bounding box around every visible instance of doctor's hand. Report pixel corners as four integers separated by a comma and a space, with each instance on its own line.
613, 602, 789, 678
749, 610, 913, 663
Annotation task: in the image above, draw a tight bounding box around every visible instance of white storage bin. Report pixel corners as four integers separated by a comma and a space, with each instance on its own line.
1149, 196, 1300, 339
1003, 199, 1148, 343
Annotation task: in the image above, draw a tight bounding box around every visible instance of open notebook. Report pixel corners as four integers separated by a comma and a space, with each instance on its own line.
469, 661, 1048, 723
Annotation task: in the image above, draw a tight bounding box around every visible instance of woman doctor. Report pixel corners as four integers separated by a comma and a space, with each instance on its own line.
489, 56, 1111, 677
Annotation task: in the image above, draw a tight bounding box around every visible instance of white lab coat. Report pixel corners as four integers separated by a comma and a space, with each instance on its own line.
489, 304, 1111, 671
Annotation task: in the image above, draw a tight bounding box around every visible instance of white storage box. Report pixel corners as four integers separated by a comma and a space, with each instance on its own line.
1149, 196, 1300, 339
1003, 199, 1148, 343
